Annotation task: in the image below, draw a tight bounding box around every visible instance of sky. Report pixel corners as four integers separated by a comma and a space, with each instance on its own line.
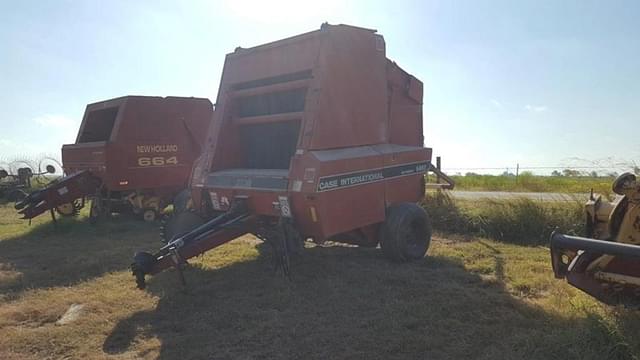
1, 0, 639, 174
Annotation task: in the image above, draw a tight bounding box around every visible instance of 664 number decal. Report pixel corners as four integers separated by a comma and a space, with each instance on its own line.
137, 156, 178, 167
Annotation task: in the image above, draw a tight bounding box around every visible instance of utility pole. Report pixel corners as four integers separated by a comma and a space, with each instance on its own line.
516, 163, 520, 184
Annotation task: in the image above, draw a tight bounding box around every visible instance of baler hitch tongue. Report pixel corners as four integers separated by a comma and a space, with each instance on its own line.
131, 201, 252, 290
550, 232, 640, 304
14, 170, 97, 220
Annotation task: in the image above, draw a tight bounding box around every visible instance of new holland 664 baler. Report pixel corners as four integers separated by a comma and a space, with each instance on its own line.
132, 24, 454, 289
15, 96, 212, 222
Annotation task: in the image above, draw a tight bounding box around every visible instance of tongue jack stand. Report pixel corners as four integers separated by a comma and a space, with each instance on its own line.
268, 218, 299, 280
50, 208, 57, 224
170, 247, 188, 288
278, 228, 291, 280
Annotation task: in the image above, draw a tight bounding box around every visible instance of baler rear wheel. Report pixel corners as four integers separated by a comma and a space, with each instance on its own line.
380, 203, 432, 262
142, 209, 157, 222
55, 200, 83, 217
55, 203, 76, 216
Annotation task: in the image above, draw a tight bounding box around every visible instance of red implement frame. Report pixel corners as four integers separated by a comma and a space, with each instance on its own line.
132, 24, 452, 288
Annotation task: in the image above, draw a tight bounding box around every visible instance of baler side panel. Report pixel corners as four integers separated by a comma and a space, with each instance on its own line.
104, 97, 212, 192
310, 28, 388, 150
205, 34, 323, 174
223, 36, 321, 86
316, 183, 385, 239
169, 97, 214, 150
382, 147, 431, 205
62, 142, 108, 176
287, 150, 387, 240
387, 61, 425, 146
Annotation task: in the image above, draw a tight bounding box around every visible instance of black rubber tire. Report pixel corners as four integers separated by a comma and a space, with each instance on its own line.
380, 203, 432, 262
612, 172, 636, 195
55, 200, 82, 217
160, 210, 205, 243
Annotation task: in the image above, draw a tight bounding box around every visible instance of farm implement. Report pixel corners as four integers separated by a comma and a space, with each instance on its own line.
0, 162, 57, 202
15, 96, 213, 222
551, 172, 640, 304
132, 23, 454, 289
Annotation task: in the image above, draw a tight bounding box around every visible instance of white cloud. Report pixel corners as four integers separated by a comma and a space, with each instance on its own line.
34, 114, 75, 128
490, 99, 503, 108
524, 105, 548, 113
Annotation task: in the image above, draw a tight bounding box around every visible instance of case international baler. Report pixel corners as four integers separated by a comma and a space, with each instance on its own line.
132, 24, 454, 289
15, 96, 213, 222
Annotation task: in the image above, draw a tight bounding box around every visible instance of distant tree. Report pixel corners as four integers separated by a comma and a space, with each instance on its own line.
465, 172, 480, 177
589, 171, 599, 178
562, 169, 580, 177
607, 171, 619, 178
551, 170, 562, 177
520, 171, 534, 177
633, 166, 640, 176
502, 171, 515, 177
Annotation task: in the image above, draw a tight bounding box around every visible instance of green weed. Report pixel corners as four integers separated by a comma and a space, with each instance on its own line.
424, 191, 584, 245
450, 174, 613, 195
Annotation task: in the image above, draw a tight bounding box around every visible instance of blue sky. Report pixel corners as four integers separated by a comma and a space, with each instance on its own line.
1, 0, 639, 174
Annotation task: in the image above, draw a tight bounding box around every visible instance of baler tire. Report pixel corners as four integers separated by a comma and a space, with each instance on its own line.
380, 203, 432, 262
142, 209, 157, 222
55, 200, 82, 217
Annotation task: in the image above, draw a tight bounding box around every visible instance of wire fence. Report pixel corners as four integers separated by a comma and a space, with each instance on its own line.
1, 154, 638, 178
442, 160, 640, 177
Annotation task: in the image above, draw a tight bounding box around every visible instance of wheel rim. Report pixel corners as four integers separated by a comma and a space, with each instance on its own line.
143, 210, 156, 222
56, 203, 75, 216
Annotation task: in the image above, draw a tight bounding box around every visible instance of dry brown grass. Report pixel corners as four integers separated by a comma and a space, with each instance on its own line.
0, 203, 639, 359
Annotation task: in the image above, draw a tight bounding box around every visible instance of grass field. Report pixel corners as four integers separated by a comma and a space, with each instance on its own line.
448, 174, 614, 195
1, 203, 640, 359
424, 192, 584, 245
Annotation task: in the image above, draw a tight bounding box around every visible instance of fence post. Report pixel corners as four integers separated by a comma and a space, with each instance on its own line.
436, 156, 441, 184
